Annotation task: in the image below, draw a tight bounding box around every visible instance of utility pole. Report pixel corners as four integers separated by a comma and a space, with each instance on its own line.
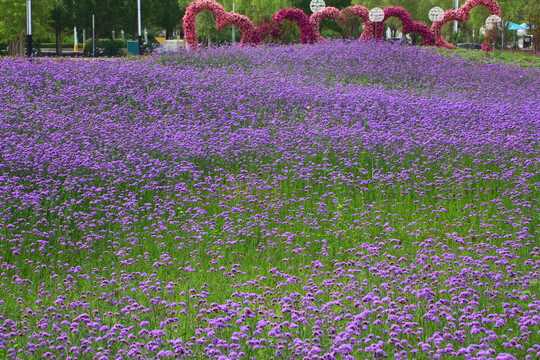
137, 0, 142, 55
454, 0, 459, 33
74, 0, 78, 51
26, 0, 32, 57
92, 14, 95, 57
232, 3, 236, 44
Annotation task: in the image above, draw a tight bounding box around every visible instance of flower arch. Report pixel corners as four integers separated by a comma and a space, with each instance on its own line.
308, 7, 346, 42
271, 8, 316, 44
182, 0, 502, 52
431, 0, 501, 51
183, 0, 227, 51
375, 6, 435, 46
252, 23, 277, 45
342, 6, 374, 41
216, 12, 256, 45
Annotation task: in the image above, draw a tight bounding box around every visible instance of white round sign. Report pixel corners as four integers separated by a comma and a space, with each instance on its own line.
369, 8, 385, 23
428, 7, 444, 22
485, 15, 502, 30
310, 0, 325, 13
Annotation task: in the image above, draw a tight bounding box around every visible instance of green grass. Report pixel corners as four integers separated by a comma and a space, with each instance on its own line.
1, 145, 538, 358
434, 47, 540, 69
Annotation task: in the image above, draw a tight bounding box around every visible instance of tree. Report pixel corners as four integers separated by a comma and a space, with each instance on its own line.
48, 0, 74, 55
73, 0, 124, 42
150, 0, 184, 39
0, 0, 54, 55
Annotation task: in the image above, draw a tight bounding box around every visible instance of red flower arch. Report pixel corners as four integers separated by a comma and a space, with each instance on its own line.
216, 12, 256, 45
183, 0, 227, 51
374, 6, 435, 46
342, 5, 374, 41
252, 23, 277, 45
431, 0, 501, 51
271, 8, 316, 44
308, 7, 346, 42
182, 0, 502, 52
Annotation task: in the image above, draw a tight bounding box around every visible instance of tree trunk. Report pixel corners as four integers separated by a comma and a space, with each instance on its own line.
8, 40, 15, 56
56, 28, 63, 56
166, 28, 170, 40
9, 34, 25, 56
207, 34, 211, 46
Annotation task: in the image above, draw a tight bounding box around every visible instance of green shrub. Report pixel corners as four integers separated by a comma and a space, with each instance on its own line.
40, 43, 75, 48
83, 39, 126, 57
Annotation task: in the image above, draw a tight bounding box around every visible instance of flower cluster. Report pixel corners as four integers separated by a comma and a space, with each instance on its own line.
342, 5, 374, 41
216, 12, 256, 45
183, 0, 227, 51
1, 41, 539, 359
183, 0, 502, 52
378, 6, 436, 46
252, 23, 277, 44
309, 7, 346, 42
272, 8, 316, 44
432, 0, 502, 51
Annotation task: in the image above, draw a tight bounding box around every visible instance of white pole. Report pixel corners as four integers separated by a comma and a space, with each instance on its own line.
232, 3, 236, 44
26, 0, 32, 35
137, 0, 142, 54
92, 14, 95, 57
74, 27, 78, 51
454, 0, 458, 33
26, 0, 32, 57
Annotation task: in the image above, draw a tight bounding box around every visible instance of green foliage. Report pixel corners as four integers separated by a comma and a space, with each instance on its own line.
0, 0, 55, 40
83, 38, 126, 57
435, 47, 540, 69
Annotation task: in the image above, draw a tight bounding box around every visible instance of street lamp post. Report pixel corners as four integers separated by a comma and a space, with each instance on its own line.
26, 0, 32, 57
232, 3, 236, 44
92, 14, 95, 57
137, 0, 142, 55
73, 0, 78, 52
454, 0, 459, 33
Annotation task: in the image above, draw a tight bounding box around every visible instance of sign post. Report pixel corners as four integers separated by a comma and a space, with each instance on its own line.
369, 8, 384, 41
310, 0, 325, 38
485, 15, 502, 49
485, 15, 502, 30
428, 7, 444, 23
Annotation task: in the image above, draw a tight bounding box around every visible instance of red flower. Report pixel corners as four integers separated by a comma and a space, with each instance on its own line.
216, 12, 256, 45
431, 0, 501, 52
370, 6, 436, 46
252, 23, 277, 45
183, 0, 227, 51
309, 7, 346, 42
342, 6, 374, 41
182, 0, 502, 52
272, 8, 316, 44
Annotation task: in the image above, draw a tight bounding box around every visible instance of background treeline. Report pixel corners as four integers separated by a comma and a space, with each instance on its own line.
0, 0, 538, 55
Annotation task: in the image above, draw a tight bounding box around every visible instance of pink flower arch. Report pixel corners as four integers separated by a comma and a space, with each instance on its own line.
272, 8, 316, 44
183, 0, 227, 51
181, 0, 502, 52
216, 12, 256, 45
374, 6, 435, 46
431, 0, 501, 52
252, 23, 277, 45
342, 6, 374, 41
308, 7, 346, 42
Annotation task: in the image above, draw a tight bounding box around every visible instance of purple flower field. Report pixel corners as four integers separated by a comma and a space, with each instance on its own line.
1, 41, 540, 360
